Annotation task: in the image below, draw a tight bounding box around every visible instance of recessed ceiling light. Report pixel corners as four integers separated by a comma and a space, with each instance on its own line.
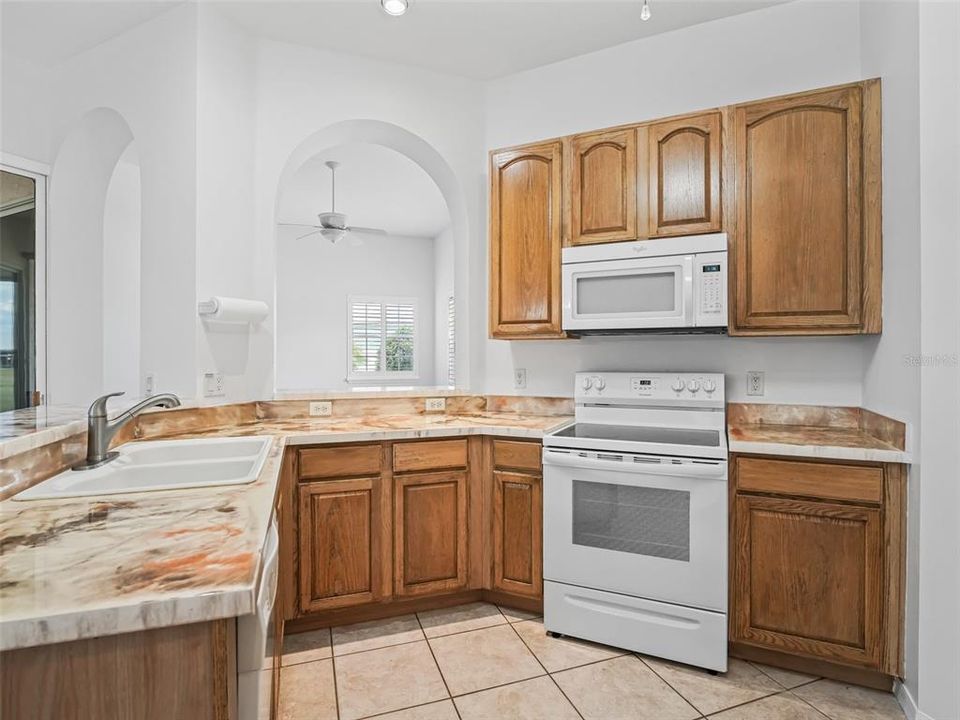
381, 0, 409, 17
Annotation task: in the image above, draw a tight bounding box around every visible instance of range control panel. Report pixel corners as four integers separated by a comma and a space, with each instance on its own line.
575, 371, 726, 407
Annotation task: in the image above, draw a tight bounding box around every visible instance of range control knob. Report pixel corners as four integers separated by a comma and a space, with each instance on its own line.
581, 376, 593, 391
594, 377, 606, 391
671, 377, 686, 393
688, 379, 701, 393
703, 379, 717, 393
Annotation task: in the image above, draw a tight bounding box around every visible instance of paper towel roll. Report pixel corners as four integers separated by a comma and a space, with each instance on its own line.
198, 296, 269, 324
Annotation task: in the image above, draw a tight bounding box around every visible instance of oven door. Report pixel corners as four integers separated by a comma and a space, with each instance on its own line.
543, 448, 727, 612
562, 254, 693, 331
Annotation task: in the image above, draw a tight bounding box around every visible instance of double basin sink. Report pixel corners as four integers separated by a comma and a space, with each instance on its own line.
14, 437, 272, 501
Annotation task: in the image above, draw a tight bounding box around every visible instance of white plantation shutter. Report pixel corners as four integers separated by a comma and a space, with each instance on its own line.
447, 296, 456, 386
348, 297, 417, 379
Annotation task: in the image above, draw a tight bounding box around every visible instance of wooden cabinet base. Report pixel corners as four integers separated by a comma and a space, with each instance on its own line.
0, 620, 235, 720
285, 590, 543, 634
729, 642, 894, 692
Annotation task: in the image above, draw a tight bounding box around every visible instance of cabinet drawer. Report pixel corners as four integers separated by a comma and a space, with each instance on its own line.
393, 439, 468, 473
737, 457, 883, 504
492, 440, 542, 472
299, 444, 381, 480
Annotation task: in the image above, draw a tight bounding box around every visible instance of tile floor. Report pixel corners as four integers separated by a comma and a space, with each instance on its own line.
279, 602, 906, 720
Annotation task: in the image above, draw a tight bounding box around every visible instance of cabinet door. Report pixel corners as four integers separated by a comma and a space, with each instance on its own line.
298, 477, 387, 613
732, 493, 884, 668
568, 128, 638, 245
489, 142, 564, 339
492, 470, 542, 598
647, 112, 722, 237
731, 85, 865, 333
394, 471, 468, 596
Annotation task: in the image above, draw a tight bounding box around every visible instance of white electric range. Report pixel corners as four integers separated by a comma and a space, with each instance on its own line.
542, 371, 728, 672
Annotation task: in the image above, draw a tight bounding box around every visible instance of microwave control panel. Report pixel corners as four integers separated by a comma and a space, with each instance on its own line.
694, 252, 728, 327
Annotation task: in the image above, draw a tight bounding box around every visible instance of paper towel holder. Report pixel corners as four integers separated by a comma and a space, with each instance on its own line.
198, 296, 269, 324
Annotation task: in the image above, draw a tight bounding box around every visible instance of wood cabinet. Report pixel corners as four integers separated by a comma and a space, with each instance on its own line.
730, 455, 904, 681
490, 440, 543, 598
647, 112, 722, 237
489, 142, 564, 339
728, 81, 881, 335
298, 475, 389, 613
567, 128, 637, 245
394, 470, 469, 596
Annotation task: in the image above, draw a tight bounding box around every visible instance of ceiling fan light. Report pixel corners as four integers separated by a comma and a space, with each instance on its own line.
319, 227, 346, 244
381, 0, 408, 17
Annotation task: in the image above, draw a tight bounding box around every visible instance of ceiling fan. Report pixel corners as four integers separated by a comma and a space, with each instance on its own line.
279, 160, 388, 244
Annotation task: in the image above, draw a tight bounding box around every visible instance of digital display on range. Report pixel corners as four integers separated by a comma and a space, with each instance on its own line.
703, 264, 721, 272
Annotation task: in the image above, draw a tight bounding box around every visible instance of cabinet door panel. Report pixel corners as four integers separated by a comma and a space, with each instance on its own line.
733, 86, 863, 331
489, 143, 564, 338
568, 129, 637, 244
394, 471, 468, 596
732, 494, 883, 667
493, 470, 542, 597
298, 477, 385, 612
648, 112, 721, 236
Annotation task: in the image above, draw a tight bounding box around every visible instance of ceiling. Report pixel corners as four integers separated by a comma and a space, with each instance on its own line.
0, 1, 180, 68
2, 0, 786, 78
277, 143, 450, 239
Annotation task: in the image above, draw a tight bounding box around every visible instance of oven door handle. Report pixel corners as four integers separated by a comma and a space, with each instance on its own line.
542, 448, 727, 479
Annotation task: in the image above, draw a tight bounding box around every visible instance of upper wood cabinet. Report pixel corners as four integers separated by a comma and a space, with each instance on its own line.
489, 142, 564, 339
646, 112, 722, 237
729, 81, 881, 334
567, 128, 637, 245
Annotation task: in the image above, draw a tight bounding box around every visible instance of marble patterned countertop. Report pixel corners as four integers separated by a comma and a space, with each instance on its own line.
727, 423, 911, 463
0, 412, 571, 652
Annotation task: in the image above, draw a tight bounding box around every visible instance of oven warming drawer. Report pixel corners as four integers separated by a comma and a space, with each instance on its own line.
544, 581, 728, 672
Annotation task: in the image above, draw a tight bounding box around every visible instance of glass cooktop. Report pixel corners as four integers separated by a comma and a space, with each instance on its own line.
552, 423, 721, 447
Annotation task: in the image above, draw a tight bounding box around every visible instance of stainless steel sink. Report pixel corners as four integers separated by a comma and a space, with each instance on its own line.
14, 437, 272, 501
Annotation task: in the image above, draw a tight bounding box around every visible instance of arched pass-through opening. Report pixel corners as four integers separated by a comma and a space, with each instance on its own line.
272, 119, 472, 391
48, 107, 140, 406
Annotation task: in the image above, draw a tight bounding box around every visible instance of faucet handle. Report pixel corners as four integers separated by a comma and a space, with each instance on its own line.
88, 391, 126, 418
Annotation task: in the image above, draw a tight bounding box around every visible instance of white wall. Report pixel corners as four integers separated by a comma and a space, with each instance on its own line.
252, 38, 486, 400
275, 230, 436, 390
915, 3, 960, 718
481, 0, 867, 403
101, 144, 141, 397
434, 225, 455, 386
195, 6, 261, 402
0, 56, 50, 164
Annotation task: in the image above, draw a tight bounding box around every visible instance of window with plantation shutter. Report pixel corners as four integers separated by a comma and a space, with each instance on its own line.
348, 296, 417, 381
447, 295, 455, 386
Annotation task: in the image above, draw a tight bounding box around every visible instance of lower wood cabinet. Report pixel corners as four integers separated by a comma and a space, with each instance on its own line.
298, 475, 389, 613
492, 470, 542, 597
730, 455, 904, 680
394, 470, 468, 597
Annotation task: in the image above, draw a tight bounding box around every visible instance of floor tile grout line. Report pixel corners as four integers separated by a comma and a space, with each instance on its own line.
499, 607, 586, 720
327, 627, 342, 720
785, 687, 837, 720
414, 610, 462, 720
356, 698, 457, 720
634, 653, 722, 718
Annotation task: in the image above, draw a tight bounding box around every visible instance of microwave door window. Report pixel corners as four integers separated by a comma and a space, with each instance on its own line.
575, 270, 678, 317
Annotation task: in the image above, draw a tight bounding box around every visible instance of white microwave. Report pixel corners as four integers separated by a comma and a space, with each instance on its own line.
561, 233, 728, 334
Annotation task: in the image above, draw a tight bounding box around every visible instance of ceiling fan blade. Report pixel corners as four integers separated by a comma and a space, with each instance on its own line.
295, 229, 324, 241
346, 226, 387, 236
278, 222, 322, 229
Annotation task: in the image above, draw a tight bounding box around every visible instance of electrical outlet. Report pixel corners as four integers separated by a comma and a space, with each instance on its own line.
143, 372, 156, 396
746, 370, 765, 397
309, 401, 332, 417
425, 397, 446, 412
202, 372, 224, 398
514, 368, 528, 389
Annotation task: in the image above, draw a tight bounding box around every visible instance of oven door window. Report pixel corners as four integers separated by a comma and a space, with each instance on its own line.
574, 270, 678, 317
572, 480, 690, 562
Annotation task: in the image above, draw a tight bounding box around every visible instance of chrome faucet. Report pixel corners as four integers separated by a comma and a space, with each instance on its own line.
72, 391, 182, 471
